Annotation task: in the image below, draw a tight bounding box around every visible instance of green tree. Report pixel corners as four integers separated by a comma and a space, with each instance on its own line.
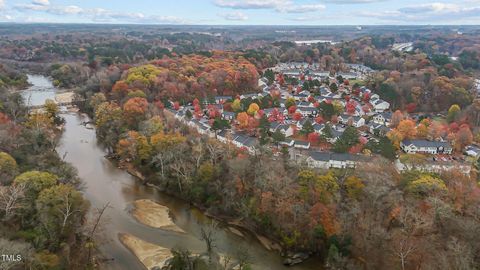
300, 120, 314, 135
333, 126, 359, 153
330, 83, 338, 93
14, 171, 58, 201
264, 69, 275, 85
36, 184, 88, 248
319, 102, 335, 120
258, 115, 271, 145
212, 117, 230, 138
0, 152, 17, 185
447, 104, 461, 123
272, 129, 286, 147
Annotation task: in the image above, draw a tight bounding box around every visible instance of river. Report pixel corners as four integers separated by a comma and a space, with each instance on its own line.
23, 75, 322, 270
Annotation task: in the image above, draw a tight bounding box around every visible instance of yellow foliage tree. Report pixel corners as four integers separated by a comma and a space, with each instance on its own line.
406, 175, 447, 196
247, 103, 260, 116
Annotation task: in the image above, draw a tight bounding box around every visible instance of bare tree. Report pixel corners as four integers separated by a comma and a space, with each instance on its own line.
170, 160, 192, 193
85, 202, 110, 265
392, 237, 416, 270
58, 192, 81, 234
200, 221, 218, 254
0, 183, 25, 220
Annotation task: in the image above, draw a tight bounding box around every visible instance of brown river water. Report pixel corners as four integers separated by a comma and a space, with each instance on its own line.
24, 75, 322, 270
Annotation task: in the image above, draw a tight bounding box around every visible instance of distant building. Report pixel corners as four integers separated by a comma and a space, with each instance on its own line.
401, 140, 453, 155
307, 152, 368, 169
294, 140, 311, 150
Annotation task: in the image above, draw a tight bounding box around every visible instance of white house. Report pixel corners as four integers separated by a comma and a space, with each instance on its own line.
370, 98, 390, 112
280, 139, 295, 147
400, 140, 453, 155
297, 107, 318, 117
222, 111, 236, 121
338, 114, 365, 128
372, 112, 392, 126
307, 152, 366, 169
294, 140, 310, 150
307, 152, 331, 169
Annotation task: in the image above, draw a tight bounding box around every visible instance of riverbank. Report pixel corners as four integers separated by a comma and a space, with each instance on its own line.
119, 234, 172, 270
131, 199, 186, 234
127, 166, 284, 252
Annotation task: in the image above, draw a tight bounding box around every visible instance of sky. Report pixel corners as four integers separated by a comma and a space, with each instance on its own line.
1, 0, 480, 25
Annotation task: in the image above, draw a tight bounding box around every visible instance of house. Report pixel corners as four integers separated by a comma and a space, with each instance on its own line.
368, 123, 390, 136
232, 134, 259, 155
240, 93, 260, 100
330, 153, 358, 168
338, 114, 365, 128
307, 152, 367, 169
271, 122, 294, 137
270, 121, 283, 132
297, 107, 318, 117
297, 101, 313, 107
216, 129, 230, 143
222, 111, 236, 121
307, 152, 331, 169
293, 93, 309, 101
313, 123, 325, 134
296, 118, 310, 130
294, 140, 311, 150
283, 69, 302, 77
214, 96, 232, 104
311, 71, 330, 80
337, 72, 358, 80
280, 139, 295, 147
401, 140, 453, 155
280, 124, 294, 137
372, 112, 392, 126
370, 98, 390, 112
328, 129, 343, 144
464, 145, 480, 158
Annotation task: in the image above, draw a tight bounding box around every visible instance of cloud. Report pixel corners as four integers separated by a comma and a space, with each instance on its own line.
219, 11, 248, 21
15, 3, 84, 15
214, 0, 287, 9
0, 0, 5, 9
358, 2, 480, 23
323, 0, 387, 3
13, 2, 187, 24
214, 0, 325, 13
32, 0, 50, 6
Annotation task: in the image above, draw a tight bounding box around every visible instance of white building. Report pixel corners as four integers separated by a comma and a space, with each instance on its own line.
400, 140, 453, 155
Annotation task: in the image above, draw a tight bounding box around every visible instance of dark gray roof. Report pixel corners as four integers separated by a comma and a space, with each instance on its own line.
402, 140, 451, 148
222, 111, 236, 117
331, 153, 357, 161
217, 129, 228, 138
309, 151, 331, 161
313, 123, 325, 131
294, 140, 310, 146
298, 107, 318, 112
270, 121, 282, 130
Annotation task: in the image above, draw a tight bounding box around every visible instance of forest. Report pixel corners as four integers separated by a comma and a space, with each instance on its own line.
0, 65, 95, 269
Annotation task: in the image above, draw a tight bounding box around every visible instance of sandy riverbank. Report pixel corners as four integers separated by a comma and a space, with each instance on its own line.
132, 199, 186, 234
119, 233, 172, 270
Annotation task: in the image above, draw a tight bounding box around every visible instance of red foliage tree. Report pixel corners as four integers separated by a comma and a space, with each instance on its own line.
293, 112, 303, 121
288, 105, 298, 115
308, 132, 320, 144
